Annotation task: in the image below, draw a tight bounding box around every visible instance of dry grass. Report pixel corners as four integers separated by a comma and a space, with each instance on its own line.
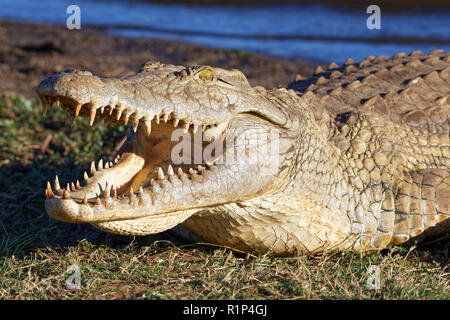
0, 94, 448, 300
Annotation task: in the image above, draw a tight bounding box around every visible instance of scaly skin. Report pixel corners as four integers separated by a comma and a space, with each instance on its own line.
37, 51, 449, 256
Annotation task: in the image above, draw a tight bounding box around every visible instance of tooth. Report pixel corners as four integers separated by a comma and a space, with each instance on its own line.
114, 157, 119, 164
193, 124, 199, 134
150, 179, 156, 187
129, 187, 134, 198
144, 120, 151, 136
204, 125, 223, 142
157, 167, 164, 179
183, 123, 189, 133
177, 168, 183, 176
82, 194, 88, 204
98, 159, 103, 170
46, 182, 54, 199
188, 168, 195, 174
116, 108, 123, 121
76, 180, 81, 189
91, 161, 96, 174
198, 165, 205, 172
75, 104, 82, 116
66, 183, 70, 192
132, 119, 139, 132
54, 176, 61, 190
112, 187, 117, 198
163, 114, 169, 123
96, 198, 101, 205
70, 182, 76, 191
109, 162, 113, 167
167, 165, 174, 176
63, 189, 71, 199
109, 105, 115, 116
139, 186, 143, 194
206, 161, 213, 166
42, 102, 49, 116
89, 107, 96, 126
202, 124, 207, 132
123, 114, 129, 125
173, 118, 180, 127
103, 187, 109, 198
105, 162, 109, 169
100, 106, 105, 114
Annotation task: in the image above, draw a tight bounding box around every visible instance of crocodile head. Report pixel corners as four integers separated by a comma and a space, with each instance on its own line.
37, 62, 302, 235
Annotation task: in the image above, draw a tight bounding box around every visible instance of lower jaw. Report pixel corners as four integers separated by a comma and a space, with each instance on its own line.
45, 161, 221, 225
91, 208, 200, 236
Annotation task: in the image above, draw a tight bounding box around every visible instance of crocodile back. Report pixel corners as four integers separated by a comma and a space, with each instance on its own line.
289, 50, 450, 129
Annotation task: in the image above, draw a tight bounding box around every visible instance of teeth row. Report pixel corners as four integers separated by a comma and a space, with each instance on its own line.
44, 154, 121, 198
154, 163, 211, 180
89, 155, 120, 175
45, 176, 124, 204
44, 161, 217, 204
40, 96, 222, 137
45, 176, 82, 199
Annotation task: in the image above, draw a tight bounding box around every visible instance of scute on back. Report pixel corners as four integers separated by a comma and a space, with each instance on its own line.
289, 50, 450, 131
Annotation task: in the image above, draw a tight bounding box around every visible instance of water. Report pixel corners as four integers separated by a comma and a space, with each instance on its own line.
1, 0, 449, 63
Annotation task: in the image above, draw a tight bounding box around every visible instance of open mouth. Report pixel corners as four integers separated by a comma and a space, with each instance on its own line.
38, 94, 228, 224
35, 65, 287, 236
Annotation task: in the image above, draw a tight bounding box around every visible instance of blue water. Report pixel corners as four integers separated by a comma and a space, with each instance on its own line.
0, 0, 449, 63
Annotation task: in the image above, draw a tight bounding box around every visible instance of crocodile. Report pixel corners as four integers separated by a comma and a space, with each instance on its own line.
37, 50, 449, 256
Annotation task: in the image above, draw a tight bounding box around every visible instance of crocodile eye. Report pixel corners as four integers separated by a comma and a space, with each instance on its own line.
199, 69, 214, 82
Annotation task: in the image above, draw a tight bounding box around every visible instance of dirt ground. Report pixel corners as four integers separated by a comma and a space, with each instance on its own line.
0, 19, 316, 99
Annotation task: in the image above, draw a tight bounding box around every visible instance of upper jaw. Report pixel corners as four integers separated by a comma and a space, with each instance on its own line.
36, 68, 233, 130
36, 66, 288, 131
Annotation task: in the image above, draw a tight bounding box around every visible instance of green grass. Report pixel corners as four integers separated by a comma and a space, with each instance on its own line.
0, 94, 448, 299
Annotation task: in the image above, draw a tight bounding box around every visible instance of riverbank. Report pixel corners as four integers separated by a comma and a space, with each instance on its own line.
0, 19, 316, 99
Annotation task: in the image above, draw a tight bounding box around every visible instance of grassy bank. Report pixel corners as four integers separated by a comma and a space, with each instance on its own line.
0, 94, 448, 299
